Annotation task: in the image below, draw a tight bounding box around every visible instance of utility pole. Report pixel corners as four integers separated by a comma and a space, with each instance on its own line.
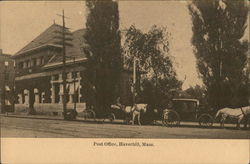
73, 57, 76, 113
133, 57, 137, 105
57, 10, 67, 119
56, 11, 76, 119
62, 10, 67, 119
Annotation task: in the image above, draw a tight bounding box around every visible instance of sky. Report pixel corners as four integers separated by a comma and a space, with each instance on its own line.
0, 1, 248, 89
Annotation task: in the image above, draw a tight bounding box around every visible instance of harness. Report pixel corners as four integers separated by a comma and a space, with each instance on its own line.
226, 107, 245, 118
240, 107, 246, 117
133, 106, 141, 112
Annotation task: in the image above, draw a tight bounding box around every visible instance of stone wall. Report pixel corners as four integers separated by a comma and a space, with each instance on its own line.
15, 103, 86, 116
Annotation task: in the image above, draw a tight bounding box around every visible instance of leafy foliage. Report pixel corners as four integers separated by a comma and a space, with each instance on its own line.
124, 25, 182, 109
185, 85, 207, 104
84, 0, 122, 116
188, 0, 249, 109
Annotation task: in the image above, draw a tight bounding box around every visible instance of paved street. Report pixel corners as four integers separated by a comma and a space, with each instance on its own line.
1, 116, 249, 138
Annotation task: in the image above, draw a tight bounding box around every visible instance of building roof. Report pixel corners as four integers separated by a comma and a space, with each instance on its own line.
14, 24, 69, 56
0, 53, 12, 57
46, 28, 87, 64
13, 24, 134, 71
0, 49, 11, 57
13, 23, 88, 68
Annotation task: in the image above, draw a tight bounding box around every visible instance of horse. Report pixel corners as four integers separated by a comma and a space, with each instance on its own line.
104, 104, 129, 123
107, 104, 147, 125
131, 104, 147, 125
215, 106, 250, 129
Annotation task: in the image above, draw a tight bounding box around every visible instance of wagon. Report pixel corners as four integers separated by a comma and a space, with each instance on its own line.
103, 105, 129, 123
162, 98, 214, 128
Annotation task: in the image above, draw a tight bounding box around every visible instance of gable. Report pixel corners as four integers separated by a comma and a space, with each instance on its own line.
14, 24, 71, 56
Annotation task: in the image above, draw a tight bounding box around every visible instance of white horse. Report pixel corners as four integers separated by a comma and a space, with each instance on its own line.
215, 106, 250, 129
109, 104, 147, 125
131, 104, 148, 125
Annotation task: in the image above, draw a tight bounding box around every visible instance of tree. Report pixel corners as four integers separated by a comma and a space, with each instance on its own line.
185, 85, 207, 104
124, 25, 182, 109
84, 0, 122, 117
188, 0, 249, 109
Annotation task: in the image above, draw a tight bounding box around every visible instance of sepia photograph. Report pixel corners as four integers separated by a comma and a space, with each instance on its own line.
0, 0, 249, 163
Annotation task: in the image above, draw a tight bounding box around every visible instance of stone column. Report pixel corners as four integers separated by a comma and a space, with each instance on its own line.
18, 94, 23, 104
69, 83, 73, 103
69, 95, 73, 103
78, 81, 82, 103
68, 72, 73, 103
77, 72, 81, 103
51, 85, 56, 103
67, 72, 73, 81
50, 75, 56, 103
34, 88, 40, 104
59, 73, 63, 82
59, 84, 63, 104
58, 74, 63, 104
76, 72, 80, 78
24, 89, 29, 105
41, 92, 45, 103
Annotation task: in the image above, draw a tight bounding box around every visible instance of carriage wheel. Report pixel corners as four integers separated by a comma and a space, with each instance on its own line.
107, 113, 115, 123
162, 110, 180, 127
124, 114, 131, 125
85, 110, 96, 121
198, 114, 213, 128
83, 111, 88, 120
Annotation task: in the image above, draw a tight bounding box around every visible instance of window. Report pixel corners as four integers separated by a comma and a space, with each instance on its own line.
31, 58, 36, 67
36, 56, 44, 65
5, 74, 9, 81
23, 61, 27, 68
52, 74, 59, 81
83, 48, 91, 56
36, 58, 41, 65
19, 62, 23, 69
41, 57, 44, 65
67, 72, 72, 79
27, 60, 31, 68
80, 47, 85, 53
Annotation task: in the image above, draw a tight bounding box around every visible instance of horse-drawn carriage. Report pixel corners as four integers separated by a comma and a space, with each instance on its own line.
103, 104, 148, 125
102, 98, 214, 127
162, 98, 214, 127
103, 105, 128, 123
101, 98, 249, 129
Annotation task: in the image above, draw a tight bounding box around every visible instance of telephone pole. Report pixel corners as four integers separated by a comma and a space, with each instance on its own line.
62, 10, 67, 119
56, 10, 76, 119
57, 10, 67, 119
133, 58, 137, 105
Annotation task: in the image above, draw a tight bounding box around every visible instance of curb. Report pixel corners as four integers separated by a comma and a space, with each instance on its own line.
0, 113, 63, 121
0, 114, 120, 124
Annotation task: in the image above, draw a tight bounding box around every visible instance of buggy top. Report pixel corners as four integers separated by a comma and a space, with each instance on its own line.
172, 98, 199, 106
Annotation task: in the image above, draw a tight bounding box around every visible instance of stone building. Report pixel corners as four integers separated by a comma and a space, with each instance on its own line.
13, 24, 134, 115
0, 49, 15, 113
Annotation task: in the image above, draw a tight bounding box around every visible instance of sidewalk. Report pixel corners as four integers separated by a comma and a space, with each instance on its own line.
0, 113, 63, 121
0, 112, 124, 124
0, 112, 243, 128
